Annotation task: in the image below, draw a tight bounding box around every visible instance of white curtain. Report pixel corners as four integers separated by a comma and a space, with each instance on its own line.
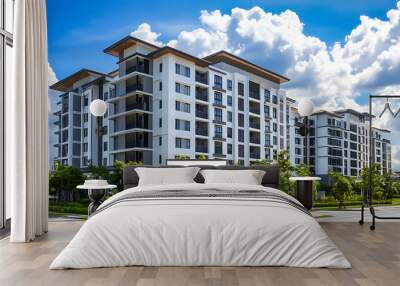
7, 0, 48, 242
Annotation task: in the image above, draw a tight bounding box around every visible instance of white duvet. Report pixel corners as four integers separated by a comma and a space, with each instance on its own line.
50, 183, 351, 269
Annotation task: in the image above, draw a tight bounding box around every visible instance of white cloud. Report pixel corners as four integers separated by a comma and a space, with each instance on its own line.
128, 2, 400, 170
130, 23, 163, 46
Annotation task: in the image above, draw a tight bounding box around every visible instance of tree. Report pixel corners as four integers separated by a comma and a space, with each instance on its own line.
88, 164, 111, 180
49, 165, 86, 202
277, 150, 294, 195
328, 171, 353, 208
360, 164, 385, 200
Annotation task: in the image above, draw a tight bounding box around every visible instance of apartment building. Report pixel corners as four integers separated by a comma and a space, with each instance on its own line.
52, 36, 293, 167
52, 36, 392, 176
52, 69, 115, 168
290, 108, 392, 182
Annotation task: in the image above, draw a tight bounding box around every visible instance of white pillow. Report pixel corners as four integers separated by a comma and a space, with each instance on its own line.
135, 167, 200, 186
200, 169, 265, 185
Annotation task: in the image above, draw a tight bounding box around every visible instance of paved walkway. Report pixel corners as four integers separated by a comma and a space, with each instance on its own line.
313, 205, 400, 222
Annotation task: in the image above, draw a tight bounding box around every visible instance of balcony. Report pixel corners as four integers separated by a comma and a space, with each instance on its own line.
196, 128, 208, 137
249, 102, 260, 115
250, 152, 260, 159
195, 110, 208, 119
195, 71, 208, 85
250, 136, 260, 144
126, 65, 150, 75
195, 87, 208, 102
126, 84, 144, 94
249, 120, 260, 130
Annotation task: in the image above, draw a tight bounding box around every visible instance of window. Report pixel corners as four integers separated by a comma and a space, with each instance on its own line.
214, 141, 223, 154
159, 155, 162, 164
238, 113, 244, 127
103, 141, 108, 151
214, 91, 223, 105
159, 118, 162, 128
264, 105, 270, 117
238, 98, 244, 111
227, 95, 232, 106
238, 82, 244, 96
227, 111, 232, 122
83, 128, 88, 137
227, 127, 232, 138
175, 82, 190, 95
176, 137, 190, 149
273, 108, 277, 119
175, 101, 190, 113
272, 95, 278, 104
83, 113, 88, 122
238, 145, 244, 157
159, 100, 162, 109
159, 63, 163, 72
214, 75, 223, 89
159, 136, 162, 146
215, 125, 223, 138
175, 119, 191, 131
214, 108, 223, 122
83, 143, 88, 152
227, 144, 233, 154
249, 81, 260, 99
238, 129, 244, 142
227, 79, 232, 91
264, 89, 270, 102
175, 63, 190, 77
159, 81, 162, 91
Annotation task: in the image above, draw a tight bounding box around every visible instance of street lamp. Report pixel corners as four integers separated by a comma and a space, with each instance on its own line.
297, 98, 314, 165
90, 99, 107, 166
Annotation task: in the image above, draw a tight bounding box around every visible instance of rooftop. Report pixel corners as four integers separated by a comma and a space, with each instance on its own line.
103, 36, 289, 84
50, 69, 108, 92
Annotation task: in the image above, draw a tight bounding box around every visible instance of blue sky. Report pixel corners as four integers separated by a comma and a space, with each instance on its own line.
47, 0, 395, 79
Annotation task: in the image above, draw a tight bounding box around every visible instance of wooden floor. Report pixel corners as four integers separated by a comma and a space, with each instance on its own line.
0, 221, 399, 286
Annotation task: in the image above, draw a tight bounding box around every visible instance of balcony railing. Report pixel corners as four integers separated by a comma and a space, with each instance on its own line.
250, 137, 260, 144
250, 152, 260, 159
250, 121, 260, 129
195, 145, 208, 153
126, 84, 144, 94
126, 65, 150, 75
196, 110, 208, 119
249, 107, 260, 114
195, 91, 208, 102
249, 91, 260, 100
196, 128, 208, 136
195, 73, 208, 85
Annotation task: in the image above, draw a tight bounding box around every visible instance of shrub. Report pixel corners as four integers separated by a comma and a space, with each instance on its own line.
328, 171, 353, 208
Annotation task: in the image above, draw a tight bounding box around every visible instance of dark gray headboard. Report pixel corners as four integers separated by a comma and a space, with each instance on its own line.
123, 165, 280, 190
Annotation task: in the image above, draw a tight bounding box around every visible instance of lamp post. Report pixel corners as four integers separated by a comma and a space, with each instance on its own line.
297, 98, 315, 166
89, 99, 107, 166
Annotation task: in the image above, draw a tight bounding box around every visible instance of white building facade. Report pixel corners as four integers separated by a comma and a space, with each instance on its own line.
53, 36, 293, 167
289, 109, 392, 182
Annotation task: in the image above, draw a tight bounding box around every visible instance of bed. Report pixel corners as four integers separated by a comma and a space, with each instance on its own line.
50, 165, 351, 269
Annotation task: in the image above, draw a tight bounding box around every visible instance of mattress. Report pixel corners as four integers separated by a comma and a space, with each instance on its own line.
50, 183, 350, 269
